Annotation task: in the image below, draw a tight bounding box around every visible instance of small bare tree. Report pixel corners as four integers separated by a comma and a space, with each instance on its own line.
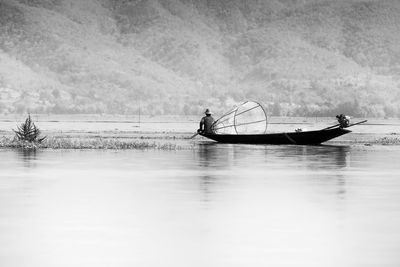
13, 115, 46, 143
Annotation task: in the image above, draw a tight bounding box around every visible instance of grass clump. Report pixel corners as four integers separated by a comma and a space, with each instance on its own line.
11, 115, 46, 149
0, 136, 182, 150
374, 137, 400, 145
13, 115, 45, 142
39, 137, 182, 150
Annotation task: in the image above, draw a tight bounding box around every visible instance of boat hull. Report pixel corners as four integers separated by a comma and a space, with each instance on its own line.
200, 127, 351, 145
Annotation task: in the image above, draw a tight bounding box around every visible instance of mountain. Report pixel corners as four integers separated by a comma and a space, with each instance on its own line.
1, 0, 400, 117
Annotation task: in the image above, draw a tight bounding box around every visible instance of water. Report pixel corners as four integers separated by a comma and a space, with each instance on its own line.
1, 144, 400, 267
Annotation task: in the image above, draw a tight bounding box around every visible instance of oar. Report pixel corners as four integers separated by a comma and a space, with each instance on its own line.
347, 120, 368, 128
322, 123, 340, 130
322, 120, 368, 130
190, 132, 199, 139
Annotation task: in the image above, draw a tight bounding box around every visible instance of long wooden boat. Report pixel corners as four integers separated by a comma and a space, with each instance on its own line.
196, 101, 366, 145
199, 127, 351, 145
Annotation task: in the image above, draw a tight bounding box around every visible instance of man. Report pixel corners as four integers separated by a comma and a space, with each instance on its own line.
336, 114, 350, 128
198, 109, 215, 134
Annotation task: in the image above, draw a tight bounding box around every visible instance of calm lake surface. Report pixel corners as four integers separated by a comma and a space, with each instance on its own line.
1, 144, 400, 267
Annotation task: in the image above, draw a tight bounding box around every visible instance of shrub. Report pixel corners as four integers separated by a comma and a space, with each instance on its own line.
13, 114, 46, 143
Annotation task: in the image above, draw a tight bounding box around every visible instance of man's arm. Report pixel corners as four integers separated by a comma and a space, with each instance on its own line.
199, 117, 204, 132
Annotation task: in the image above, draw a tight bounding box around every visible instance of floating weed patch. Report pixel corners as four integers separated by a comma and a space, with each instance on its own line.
0, 136, 39, 149
0, 136, 14, 148
374, 137, 400, 145
0, 136, 182, 150
40, 137, 183, 150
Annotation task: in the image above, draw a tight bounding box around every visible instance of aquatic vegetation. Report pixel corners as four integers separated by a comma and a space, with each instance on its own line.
374, 137, 400, 145
13, 115, 46, 143
41, 137, 179, 150
0, 136, 182, 150
0, 136, 13, 148
0, 136, 39, 149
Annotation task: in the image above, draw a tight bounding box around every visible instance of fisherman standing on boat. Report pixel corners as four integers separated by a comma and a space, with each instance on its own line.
198, 109, 215, 134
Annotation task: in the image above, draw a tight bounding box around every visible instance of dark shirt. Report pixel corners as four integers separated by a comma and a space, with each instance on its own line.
200, 115, 215, 134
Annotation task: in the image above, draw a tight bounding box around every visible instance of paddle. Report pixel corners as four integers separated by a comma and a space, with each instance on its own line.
322, 123, 340, 130
322, 120, 367, 130
190, 132, 199, 139
347, 120, 368, 128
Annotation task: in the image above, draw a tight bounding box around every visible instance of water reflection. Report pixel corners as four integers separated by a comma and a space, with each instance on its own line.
16, 149, 39, 169
196, 143, 221, 168
267, 145, 350, 197
194, 143, 351, 200
195, 142, 350, 170
195, 143, 222, 202
271, 145, 351, 169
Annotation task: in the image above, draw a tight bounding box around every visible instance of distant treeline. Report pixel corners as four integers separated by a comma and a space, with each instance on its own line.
1, 0, 400, 118
2, 92, 399, 118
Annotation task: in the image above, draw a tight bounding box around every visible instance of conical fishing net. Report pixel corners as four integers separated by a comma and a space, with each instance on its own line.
212, 101, 267, 134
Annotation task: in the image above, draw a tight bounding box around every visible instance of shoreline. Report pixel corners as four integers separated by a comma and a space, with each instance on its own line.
1, 131, 399, 150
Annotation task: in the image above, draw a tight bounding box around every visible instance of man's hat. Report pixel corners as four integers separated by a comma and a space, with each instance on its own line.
205, 109, 212, 115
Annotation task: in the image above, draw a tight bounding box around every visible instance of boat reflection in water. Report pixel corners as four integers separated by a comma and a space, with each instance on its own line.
194, 142, 350, 199
195, 142, 350, 169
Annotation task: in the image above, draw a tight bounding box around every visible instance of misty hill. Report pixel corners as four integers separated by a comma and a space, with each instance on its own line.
1, 0, 400, 117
